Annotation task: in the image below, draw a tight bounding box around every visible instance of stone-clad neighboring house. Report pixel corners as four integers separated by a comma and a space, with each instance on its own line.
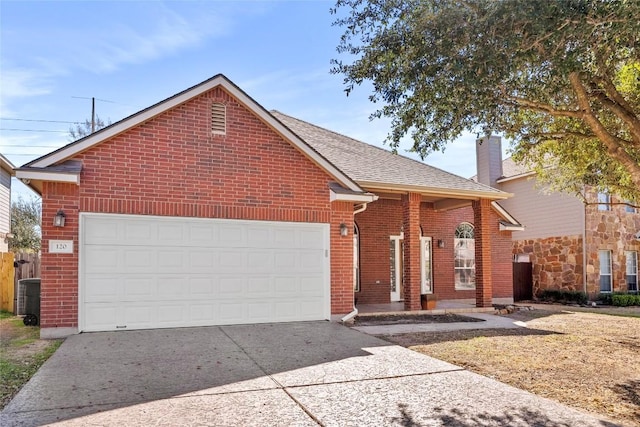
475, 136, 640, 297
0, 154, 15, 252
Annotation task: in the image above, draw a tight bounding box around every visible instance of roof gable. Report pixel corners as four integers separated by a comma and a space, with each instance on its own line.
21, 74, 362, 193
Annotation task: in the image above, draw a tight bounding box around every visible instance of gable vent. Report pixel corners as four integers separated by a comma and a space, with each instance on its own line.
211, 102, 226, 135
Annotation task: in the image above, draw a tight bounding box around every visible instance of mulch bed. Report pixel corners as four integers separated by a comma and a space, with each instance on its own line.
352, 313, 483, 326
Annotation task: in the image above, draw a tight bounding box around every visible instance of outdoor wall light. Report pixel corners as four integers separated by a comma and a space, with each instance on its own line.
437, 239, 445, 248
340, 223, 349, 237
53, 210, 66, 227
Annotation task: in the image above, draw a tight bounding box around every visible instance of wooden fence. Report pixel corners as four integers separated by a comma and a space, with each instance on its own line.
1, 252, 15, 312
0, 252, 40, 313
14, 252, 41, 282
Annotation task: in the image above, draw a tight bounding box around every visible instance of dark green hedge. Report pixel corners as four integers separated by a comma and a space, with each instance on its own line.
611, 293, 640, 306
538, 289, 588, 305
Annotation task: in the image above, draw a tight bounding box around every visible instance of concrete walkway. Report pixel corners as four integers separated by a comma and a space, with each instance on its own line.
1, 321, 619, 426
352, 312, 527, 335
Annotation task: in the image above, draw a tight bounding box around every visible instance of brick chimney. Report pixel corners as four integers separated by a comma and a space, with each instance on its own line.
476, 135, 503, 188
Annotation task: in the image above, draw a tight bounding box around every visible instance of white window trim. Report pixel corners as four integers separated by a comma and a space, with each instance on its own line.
454, 223, 475, 290
597, 193, 611, 211
626, 250, 638, 293
599, 250, 613, 293
421, 236, 433, 294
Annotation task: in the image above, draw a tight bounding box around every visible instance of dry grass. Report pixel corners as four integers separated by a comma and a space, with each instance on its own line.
380, 309, 640, 427
0, 311, 61, 409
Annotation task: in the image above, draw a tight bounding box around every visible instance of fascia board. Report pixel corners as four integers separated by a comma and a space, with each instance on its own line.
16, 169, 80, 185
358, 181, 512, 200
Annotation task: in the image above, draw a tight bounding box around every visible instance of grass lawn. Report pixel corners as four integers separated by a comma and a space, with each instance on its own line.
0, 311, 62, 409
379, 307, 640, 427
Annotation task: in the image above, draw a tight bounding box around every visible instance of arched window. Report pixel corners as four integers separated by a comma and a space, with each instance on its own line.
454, 223, 475, 289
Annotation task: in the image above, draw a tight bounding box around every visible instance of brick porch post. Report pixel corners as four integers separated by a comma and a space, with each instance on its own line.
473, 198, 493, 307
402, 192, 421, 311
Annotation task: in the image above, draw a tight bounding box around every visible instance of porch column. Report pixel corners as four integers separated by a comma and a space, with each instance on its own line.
402, 192, 421, 311
473, 198, 493, 307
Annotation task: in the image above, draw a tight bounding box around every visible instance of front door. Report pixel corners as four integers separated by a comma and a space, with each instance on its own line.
390, 234, 404, 301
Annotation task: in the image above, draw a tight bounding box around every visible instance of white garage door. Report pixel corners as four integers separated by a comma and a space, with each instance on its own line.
80, 214, 330, 332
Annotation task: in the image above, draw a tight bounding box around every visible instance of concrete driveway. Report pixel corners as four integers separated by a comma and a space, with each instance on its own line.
1, 321, 619, 426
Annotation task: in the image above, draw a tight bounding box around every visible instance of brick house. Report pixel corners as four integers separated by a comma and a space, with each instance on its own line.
17, 75, 520, 338
475, 136, 640, 298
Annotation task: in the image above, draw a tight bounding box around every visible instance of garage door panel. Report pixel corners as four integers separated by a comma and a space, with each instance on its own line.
300, 229, 325, 249
84, 304, 118, 331
246, 276, 272, 295
122, 277, 155, 300
220, 225, 246, 247
81, 214, 329, 332
219, 276, 245, 296
157, 250, 185, 271
299, 250, 325, 271
188, 223, 218, 243
84, 276, 120, 302
84, 247, 119, 273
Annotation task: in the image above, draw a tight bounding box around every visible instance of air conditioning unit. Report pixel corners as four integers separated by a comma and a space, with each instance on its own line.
16, 278, 40, 315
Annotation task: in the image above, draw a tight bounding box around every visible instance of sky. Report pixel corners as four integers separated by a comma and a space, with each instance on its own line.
0, 0, 504, 201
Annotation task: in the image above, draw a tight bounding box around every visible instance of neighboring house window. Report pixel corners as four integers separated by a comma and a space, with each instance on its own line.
599, 250, 612, 292
211, 102, 226, 135
597, 192, 610, 211
626, 251, 638, 293
454, 223, 475, 290
624, 201, 636, 213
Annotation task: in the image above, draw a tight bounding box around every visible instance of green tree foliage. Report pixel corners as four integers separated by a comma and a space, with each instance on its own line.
332, 0, 640, 202
68, 116, 111, 141
10, 197, 41, 253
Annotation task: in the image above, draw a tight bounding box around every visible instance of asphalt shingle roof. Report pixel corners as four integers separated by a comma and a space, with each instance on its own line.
501, 157, 531, 179
271, 111, 505, 196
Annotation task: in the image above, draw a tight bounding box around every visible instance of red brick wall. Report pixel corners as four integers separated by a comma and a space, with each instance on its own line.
331, 201, 355, 315
40, 182, 80, 328
40, 86, 347, 329
355, 199, 402, 304
355, 198, 513, 304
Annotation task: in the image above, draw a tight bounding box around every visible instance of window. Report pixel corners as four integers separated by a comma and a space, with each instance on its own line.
211, 102, 226, 135
624, 201, 637, 213
454, 223, 475, 289
421, 237, 433, 294
626, 251, 638, 293
599, 250, 612, 292
597, 192, 610, 211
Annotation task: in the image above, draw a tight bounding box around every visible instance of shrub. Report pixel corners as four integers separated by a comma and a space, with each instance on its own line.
538, 289, 588, 305
596, 293, 613, 305
612, 293, 640, 306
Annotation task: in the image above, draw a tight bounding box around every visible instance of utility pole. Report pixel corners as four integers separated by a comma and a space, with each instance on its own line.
91, 97, 95, 133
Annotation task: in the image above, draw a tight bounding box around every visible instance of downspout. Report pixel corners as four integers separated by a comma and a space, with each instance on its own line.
341, 202, 370, 322
353, 203, 368, 215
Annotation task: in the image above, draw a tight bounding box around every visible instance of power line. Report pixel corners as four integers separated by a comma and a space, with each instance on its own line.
0, 144, 62, 148
0, 118, 80, 124
0, 128, 68, 133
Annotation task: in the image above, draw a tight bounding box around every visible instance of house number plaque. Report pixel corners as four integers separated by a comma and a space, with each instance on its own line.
49, 240, 74, 254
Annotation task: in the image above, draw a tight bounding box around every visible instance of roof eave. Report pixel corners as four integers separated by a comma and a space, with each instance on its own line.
496, 171, 536, 183
15, 169, 80, 186
358, 181, 512, 200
